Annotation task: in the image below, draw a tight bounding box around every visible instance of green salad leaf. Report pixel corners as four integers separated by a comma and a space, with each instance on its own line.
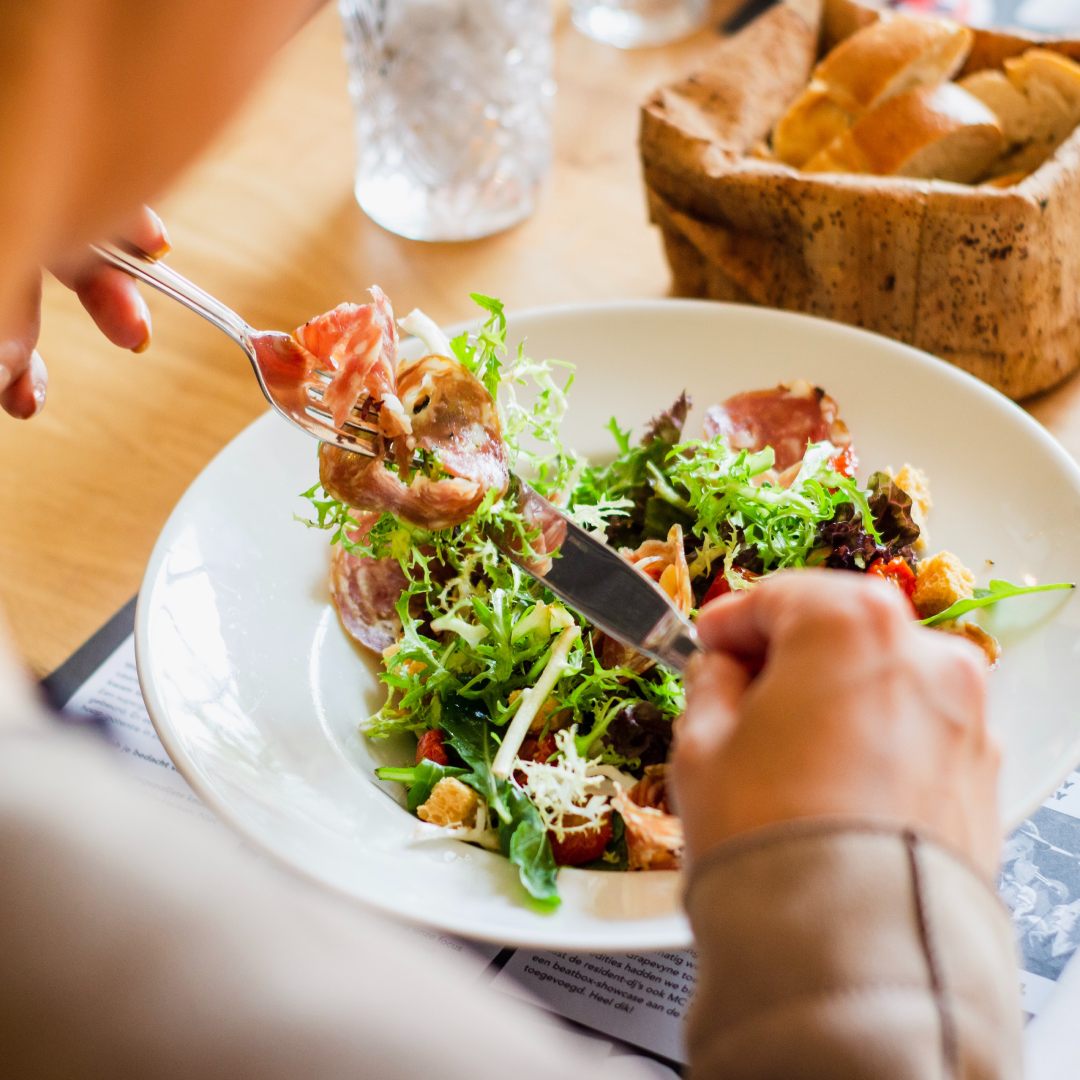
921, 580, 1076, 628
498, 782, 560, 908
441, 697, 558, 906
440, 698, 510, 822
375, 760, 467, 812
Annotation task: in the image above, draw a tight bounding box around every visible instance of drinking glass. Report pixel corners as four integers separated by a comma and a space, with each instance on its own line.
571, 0, 710, 48
339, 0, 554, 242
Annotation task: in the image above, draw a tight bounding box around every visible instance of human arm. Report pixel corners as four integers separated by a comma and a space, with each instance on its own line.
673, 572, 1021, 1078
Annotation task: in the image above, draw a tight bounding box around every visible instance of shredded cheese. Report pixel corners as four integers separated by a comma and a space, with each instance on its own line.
517, 727, 612, 841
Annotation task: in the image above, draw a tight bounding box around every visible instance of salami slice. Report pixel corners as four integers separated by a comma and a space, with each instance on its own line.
319, 353, 508, 532
328, 534, 408, 655
703, 380, 851, 471
296, 288, 408, 438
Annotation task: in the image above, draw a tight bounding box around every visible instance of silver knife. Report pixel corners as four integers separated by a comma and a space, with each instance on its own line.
500, 475, 701, 673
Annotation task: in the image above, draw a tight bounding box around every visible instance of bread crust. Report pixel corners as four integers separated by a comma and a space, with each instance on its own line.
804, 83, 1004, 181
639, 0, 1080, 399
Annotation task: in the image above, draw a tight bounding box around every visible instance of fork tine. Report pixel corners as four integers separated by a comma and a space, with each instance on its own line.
308, 369, 379, 417
305, 383, 382, 427
302, 406, 380, 454
304, 399, 381, 437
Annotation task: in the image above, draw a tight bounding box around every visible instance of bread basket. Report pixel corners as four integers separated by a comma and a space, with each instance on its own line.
640, 0, 1080, 399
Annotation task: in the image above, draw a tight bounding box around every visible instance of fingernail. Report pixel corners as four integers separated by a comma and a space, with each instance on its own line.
132, 294, 152, 353
146, 208, 171, 259
28, 350, 47, 415
0, 361, 11, 394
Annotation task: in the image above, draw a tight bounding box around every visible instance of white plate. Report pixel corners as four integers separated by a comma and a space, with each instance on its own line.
137, 300, 1080, 951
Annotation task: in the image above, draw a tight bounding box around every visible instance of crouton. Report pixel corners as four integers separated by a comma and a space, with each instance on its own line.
893, 464, 931, 551
938, 620, 1001, 668
913, 551, 976, 618
416, 777, 479, 828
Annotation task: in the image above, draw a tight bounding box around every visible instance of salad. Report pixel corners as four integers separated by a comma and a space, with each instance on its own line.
298, 292, 1072, 908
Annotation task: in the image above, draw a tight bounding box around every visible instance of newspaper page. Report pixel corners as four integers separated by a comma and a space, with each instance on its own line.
58, 628, 1080, 1072
1005, 770, 1080, 1017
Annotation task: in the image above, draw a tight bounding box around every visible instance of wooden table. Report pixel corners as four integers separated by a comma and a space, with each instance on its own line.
3, 3, 1080, 676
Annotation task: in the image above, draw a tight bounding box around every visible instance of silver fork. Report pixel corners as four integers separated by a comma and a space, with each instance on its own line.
96, 242, 701, 674
91, 242, 382, 458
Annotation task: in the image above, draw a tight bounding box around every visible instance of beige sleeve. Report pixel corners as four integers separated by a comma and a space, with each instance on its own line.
0, 719, 655, 1080
684, 820, 1023, 1079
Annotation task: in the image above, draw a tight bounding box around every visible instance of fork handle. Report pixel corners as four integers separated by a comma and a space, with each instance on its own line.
91, 242, 253, 349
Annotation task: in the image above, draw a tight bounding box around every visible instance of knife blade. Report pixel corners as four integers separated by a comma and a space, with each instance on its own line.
498, 475, 701, 673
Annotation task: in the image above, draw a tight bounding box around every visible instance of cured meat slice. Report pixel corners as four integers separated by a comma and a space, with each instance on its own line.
703, 380, 851, 471
321, 448, 486, 532
397, 354, 506, 494
319, 352, 509, 531
296, 288, 408, 438
328, 517, 408, 654
613, 788, 683, 871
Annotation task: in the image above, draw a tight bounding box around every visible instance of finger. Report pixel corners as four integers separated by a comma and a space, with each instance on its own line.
697, 568, 910, 661
51, 205, 169, 288
0, 350, 48, 419
0, 275, 43, 416
64, 265, 152, 352
116, 205, 170, 259
677, 650, 753, 752
49, 205, 166, 352
695, 590, 768, 662
920, 628, 990, 742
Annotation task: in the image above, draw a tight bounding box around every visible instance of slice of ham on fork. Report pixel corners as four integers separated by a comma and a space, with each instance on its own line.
703, 380, 851, 472
295, 287, 409, 438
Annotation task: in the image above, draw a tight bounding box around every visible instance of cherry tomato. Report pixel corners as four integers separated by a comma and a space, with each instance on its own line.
867, 556, 917, 600
513, 733, 558, 786
549, 814, 614, 867
830, 445, 858, 477
702, 566, 758, 606
519, 734, 558, 764
415, 729, 449, 766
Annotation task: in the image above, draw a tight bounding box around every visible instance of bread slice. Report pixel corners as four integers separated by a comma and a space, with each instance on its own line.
816, 13, 974, 113
772, 86, 853, 166
959, 69, 1039, 144
804, 82, 1005, 182
1010, 49, 1080, 112
773, 14, 974, 166
962, 49, 1080, 178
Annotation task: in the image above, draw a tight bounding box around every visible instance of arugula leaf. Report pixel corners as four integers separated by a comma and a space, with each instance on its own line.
439, 697, 509, 822
921, 580, 1075, 627
375, 760, 467, 812
498, 782, 560, 908
440, 697, 559, 906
